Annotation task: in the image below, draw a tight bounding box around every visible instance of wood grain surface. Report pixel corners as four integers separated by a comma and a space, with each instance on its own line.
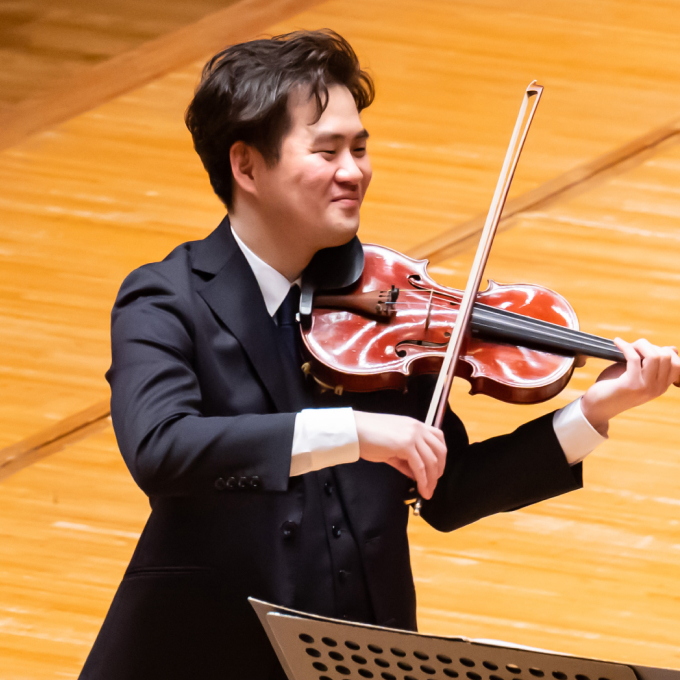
0, 428, 149, 678
0, 0, 240, 111
0, 400, 110, 482
408, 117, 680, 263
0, 0, 321, 151
1, 0, 679, 676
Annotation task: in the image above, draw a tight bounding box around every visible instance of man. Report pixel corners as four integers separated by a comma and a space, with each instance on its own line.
80, 30, 680, 679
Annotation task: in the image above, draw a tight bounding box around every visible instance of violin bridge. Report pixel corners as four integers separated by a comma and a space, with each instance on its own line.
424, 289, 434, 330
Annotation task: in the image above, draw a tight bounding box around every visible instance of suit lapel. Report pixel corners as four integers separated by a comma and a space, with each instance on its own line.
193, 217, 293, 413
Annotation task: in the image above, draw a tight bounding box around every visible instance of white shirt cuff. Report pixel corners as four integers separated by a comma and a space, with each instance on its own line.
290, 408, 360, 477
553, 397, 607, 465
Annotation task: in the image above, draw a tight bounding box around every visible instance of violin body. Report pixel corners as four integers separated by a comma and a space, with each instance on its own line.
301, 244, 580, 404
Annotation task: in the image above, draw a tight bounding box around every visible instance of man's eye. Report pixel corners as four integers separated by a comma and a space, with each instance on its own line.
316, 150, 336, 155
354, 147, 366, 153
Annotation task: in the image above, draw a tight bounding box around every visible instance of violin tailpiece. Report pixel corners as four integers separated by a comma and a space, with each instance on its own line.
314, 289, 399, 319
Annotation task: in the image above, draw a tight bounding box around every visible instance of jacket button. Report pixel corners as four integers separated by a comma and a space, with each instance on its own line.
281, 520, 298, 540
332, 525, 342, 538
225, 477, 237, 490
324, 482, 333, 496
214, 477, 227, 491
338, 569, 349, 583
250, 476, 261, 489
238, 476, 249, 489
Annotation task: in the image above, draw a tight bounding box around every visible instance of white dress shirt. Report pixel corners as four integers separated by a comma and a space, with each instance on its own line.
231, 227, 606, 476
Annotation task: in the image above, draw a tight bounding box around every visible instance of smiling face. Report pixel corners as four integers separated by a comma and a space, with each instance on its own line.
253, 83, 373, 257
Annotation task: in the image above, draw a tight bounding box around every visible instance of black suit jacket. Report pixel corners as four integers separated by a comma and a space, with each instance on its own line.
80, 217, 582, 680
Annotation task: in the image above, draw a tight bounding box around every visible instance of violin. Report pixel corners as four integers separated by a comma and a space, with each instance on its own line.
298, 81, 676, 514
299, 243, 624, 404
300, 81, 621, 408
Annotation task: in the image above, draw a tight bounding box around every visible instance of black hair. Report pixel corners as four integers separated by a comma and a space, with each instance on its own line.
185, 29, 375, 208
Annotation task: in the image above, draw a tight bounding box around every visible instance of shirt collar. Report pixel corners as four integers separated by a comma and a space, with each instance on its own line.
231, 226, 297, 317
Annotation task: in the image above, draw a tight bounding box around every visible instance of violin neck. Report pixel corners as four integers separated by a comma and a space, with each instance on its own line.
471, 302, 625, 362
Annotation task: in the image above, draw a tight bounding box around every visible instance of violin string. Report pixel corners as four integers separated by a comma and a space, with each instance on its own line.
474, 303, 621, 354
380, 291, 621, 358
474, 303, 617, 345
471, 309, 623, 361
390, 289, 617, 345
394, 291, 611, 348
331, 286, 619, 358
388, 297, 614, 345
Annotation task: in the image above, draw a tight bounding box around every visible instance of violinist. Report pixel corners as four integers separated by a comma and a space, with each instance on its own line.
80, 29, 680, 680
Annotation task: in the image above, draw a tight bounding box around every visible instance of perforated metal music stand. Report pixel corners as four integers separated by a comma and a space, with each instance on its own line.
250, 598, 678, 680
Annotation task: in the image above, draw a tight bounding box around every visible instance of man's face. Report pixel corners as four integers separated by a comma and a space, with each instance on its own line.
255, 83, 372, 254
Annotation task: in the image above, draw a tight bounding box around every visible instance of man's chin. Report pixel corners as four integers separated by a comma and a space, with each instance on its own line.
320, 216, 360, 248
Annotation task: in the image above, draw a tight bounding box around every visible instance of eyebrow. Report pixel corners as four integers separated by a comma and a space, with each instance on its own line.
312, 129, 370, 144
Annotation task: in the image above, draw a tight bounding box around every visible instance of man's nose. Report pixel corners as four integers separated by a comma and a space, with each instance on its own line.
335, 150, 363, 184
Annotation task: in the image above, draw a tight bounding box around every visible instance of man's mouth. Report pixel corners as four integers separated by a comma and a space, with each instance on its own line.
331, 195, 360, 206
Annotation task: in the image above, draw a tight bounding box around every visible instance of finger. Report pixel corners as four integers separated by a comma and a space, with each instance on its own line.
614, 336, 638, 358
634, 339, 662, 384
665, 346, 680, 387
386, 457, 415, 480
413, 438, 439, 500
423, 429, 447, 478
656, 347, 674, 389
424, 425, 446, 447
631, 338, 660, 361
415, 439, 439, 499
659, 346, 680, 389
614, 337, 642, 378
407, 448, 429, 500
670, 349, 680, 386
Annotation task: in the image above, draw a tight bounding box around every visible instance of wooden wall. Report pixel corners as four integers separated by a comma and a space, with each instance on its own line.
1, 0, 679, 676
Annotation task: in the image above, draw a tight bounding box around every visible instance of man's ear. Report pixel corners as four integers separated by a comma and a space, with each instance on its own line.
230, 141, 258, 197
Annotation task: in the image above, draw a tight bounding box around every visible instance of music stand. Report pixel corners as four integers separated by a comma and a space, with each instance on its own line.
250, 598, 678, 680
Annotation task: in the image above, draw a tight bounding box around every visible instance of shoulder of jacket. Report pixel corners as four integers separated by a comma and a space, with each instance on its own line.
125, 235, 206, 284
115, 241, 200, 308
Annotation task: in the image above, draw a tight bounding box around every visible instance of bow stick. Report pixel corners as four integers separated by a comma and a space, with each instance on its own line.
413, 81, 544, 516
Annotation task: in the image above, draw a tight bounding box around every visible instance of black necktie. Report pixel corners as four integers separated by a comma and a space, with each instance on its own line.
275, 285, 308, 407
275, 284, 301, 366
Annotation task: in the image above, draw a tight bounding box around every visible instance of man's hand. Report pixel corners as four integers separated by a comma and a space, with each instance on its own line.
581, 338, 680, 434
353, 411, 447, 500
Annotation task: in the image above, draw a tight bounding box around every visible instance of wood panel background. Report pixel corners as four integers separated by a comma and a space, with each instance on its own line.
0, 0, 239, 113
0, 0, 679, 677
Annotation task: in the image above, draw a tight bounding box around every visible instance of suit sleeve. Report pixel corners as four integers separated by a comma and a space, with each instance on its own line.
106, 265, 295, 498
403, 377, 583, 533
